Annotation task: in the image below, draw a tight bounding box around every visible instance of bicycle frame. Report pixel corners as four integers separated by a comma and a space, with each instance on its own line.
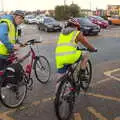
0, 44, 37, 80
18, 45, 36, 78
66, 63, 80, 90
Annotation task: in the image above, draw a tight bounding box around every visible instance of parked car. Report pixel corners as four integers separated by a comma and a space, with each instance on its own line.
108, 16, 120, 25
35, 14, 46, 24
76, 17, 100, 35
88, 16, 109, 28
37, 17, 62, 32
24, 15, 36, 24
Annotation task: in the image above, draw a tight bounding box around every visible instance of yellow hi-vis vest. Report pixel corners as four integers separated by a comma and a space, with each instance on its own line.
0, 19, 18, 55
56, 30, 82, 69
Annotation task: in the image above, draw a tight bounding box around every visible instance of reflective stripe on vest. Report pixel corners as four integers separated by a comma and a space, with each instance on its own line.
0, 19, 18, 55
0, 41, 9, 55
56, 51, 76, 56
57, 42, 77, 48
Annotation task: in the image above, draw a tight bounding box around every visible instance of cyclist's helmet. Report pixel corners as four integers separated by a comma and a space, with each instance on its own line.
14, 10, 25, 19
67, 18, 80, 30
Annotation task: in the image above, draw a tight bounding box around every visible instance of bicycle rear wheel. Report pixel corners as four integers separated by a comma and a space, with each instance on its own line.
80, 59, 92, 91
34, 56, 51, 84
54, 75, 75, 120
0, 78, 27, 108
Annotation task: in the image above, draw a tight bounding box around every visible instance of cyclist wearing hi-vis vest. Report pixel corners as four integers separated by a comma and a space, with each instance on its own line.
55, 18, 97, 80
0, 10, 24, 70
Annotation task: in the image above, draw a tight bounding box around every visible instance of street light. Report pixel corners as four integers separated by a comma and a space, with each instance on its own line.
90, 0, 92, 11
64, 0, 66, 11
1, 0, 4, 11
63, 0, 67, 19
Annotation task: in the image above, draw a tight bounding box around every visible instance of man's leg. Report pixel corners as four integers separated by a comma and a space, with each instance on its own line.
55, 67, 67, 80
0, 58, 7, 70
0, 59, 7, 87
80, 52, 89, 70
79, 52, 89, 80
55, 65, 68, 93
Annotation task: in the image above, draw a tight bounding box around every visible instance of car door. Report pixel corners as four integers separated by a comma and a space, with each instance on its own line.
43, 18, 48, 30
39, 17, 44, 30
112, 16, 120, 24
117, 17, 120, 24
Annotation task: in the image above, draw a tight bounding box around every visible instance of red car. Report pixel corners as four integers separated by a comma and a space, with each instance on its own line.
88, 16, 109, 28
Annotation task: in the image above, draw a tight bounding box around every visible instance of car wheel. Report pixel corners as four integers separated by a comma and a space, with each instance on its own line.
83, 31, 88, 36
94, 32, 99, 35
44, 28, 48, 32
38, 26, 41, 30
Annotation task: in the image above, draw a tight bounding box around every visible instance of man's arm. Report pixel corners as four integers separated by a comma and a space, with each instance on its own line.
0, 23, 14, 53
76, 32, 95, 51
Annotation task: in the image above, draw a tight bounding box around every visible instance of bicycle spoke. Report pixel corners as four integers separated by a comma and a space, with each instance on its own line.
34, 56, 51, 84
0, 82, 27, 108
55, 76, 75, 120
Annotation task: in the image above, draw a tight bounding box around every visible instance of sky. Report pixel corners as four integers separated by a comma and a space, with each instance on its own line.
0, 0, 120, 11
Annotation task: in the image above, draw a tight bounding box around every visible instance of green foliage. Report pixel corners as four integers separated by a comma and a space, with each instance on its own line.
55, 6, 65, 20
69, 4, 80, 17
55, 4, 81, 20
101, 16, 108, 20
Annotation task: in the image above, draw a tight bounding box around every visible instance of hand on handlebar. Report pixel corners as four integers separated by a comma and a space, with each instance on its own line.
88, 48, 98, 52
94, 48, 98, 52
13, 44, 20, 51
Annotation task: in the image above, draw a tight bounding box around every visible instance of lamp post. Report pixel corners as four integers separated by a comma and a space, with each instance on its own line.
1, 0, 4, 11
90, 0, 92, 11
64, 0, 66, 12
64, 0, 66, 19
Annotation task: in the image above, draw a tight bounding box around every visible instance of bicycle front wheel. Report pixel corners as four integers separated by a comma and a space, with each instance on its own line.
34, 56, 51, 84
0, 79, 27, 108
54, 75, 75, 120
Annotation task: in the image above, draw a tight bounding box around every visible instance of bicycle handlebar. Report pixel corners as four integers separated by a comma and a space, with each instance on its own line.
77, 47, 98, 52
20, 39, 42, 47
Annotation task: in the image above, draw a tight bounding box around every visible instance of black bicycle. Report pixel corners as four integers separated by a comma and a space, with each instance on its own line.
54, 48, 97, 120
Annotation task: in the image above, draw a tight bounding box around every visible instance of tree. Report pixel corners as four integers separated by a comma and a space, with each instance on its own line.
55, 6, 65, 20
69, 4, 80, 17
55, 4, 81, 20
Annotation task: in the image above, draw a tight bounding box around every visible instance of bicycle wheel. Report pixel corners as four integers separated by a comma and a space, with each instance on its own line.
34, 56, 51, 84
0, 78, 27, 108
54, 75, 75, 120
80, 59, 92, 91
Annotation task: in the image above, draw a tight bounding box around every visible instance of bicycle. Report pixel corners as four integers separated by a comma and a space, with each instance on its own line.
54, 48, 97, 120
0, 39, 51, 108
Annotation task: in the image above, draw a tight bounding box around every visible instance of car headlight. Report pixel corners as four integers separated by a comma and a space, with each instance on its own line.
97, 25, 100, 29
84, 26, 91, 29
98, 21, 102, 24
47, 24, 53, 28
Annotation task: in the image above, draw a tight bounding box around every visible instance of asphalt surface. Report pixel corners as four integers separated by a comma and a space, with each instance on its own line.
0, 24, 120, 120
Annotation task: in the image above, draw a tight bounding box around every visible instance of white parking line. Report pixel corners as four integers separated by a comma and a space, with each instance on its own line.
74, 113, 82, 120
114, 117, 120, 120
88, 107, 108, 120
90, 77, 111, 87
104, 68, 120, 81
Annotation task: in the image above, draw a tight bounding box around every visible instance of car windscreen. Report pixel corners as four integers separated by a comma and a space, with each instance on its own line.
94, 16, 104, 21
25, 16, 35, 19
78, 18, 92, 25
44, 18, 56, 23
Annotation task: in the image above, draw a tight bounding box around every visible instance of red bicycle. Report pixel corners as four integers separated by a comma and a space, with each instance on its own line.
0, 39, 51, 108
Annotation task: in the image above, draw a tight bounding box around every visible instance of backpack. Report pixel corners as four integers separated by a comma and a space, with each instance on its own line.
4, 63, 24, 84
